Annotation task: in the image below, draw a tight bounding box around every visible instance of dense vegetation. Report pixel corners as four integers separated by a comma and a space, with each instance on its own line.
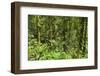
28, 15, 88, 60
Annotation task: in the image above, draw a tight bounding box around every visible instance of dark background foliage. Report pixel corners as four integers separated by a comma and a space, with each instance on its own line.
28, 15, 88, 60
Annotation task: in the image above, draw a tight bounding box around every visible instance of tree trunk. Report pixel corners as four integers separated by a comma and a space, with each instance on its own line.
37, 16, 41, 44
83, 18, 87, 52
79, 17, 84, 51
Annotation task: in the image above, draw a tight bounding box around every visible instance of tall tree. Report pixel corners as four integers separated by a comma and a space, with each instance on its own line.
79, 17, 85, 51
37, 16, 41, 44
83, 18, 87, 52
62, 17, 70, 52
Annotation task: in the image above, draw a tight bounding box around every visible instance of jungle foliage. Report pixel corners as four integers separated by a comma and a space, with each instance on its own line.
28, 15, 88, 60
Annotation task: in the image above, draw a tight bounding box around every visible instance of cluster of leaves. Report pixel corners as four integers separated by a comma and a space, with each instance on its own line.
28, 36, 87, 60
